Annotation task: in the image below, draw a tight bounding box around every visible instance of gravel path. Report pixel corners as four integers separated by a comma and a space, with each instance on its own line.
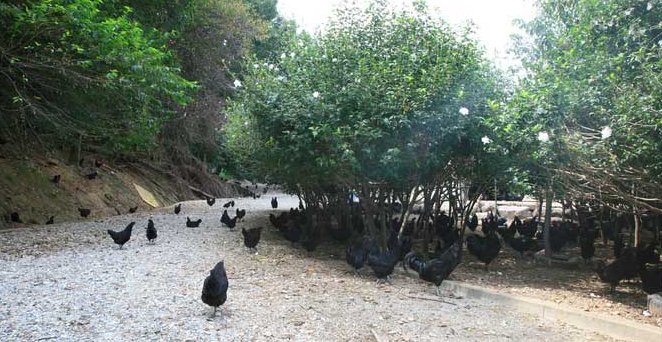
0, 189, 622, 341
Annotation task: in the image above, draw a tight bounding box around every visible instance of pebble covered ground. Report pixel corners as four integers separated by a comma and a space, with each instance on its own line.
0, 189, 624, 341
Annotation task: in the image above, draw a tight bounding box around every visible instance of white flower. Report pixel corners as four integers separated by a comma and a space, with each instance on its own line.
322, 55, 327, 59
253, 64, 259, 69
601, 126, 612, 140
538, 131, 550, 143
648, 2, 653, 11
222, 39, 227, 46
290, 52, 296, 58
481, 136, 491, 145
233, 79, 242, 88
244, 121, 248, 126
459, 107, 469, 116
268, 64, 274, 70
281, 53, 286, 59
263, 62, 268, 67
332, 58, 338, 62
313, 91, 320, 98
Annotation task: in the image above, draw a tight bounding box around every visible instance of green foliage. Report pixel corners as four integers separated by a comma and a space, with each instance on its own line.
0, 0, 195, 153
225, 0, 506, 192
495, 0, 662, 209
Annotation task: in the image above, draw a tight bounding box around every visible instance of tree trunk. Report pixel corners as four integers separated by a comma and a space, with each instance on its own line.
543, 184, 553, 257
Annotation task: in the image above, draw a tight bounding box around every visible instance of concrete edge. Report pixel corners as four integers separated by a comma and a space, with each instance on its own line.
439, 280, 662, 342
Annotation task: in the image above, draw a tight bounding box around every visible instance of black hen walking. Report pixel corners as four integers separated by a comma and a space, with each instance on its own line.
271, 197, 278, 209
241, 227, 263, 251
404, 239, 462, 296
174, 203, 181, 215
146, 219, 157, 244
186, 217, 202, 228
201, 261, 229, 318
236, 208, 246, 221
107, 222, 134, 249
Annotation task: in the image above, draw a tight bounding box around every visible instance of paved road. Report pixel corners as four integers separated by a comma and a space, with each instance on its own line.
0, 190, 619, 341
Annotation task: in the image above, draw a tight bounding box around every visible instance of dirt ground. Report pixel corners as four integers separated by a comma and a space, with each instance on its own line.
0, 190, 628, 342
454, 239, 662, 328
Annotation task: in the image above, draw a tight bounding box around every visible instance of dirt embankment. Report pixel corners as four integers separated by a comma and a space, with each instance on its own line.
0, 146, 247, 229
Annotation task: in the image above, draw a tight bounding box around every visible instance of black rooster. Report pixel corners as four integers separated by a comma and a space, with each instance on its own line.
223, 200, 235, 208
146, 219, 157, 244
404, 240, 462, 296
206, 197, 216, 206
201, 261, 229, 318
45, 216, 55, 225
186, 217, 202, 228
129, 206, 138, 213
107, 222, 135, 249
242, 227, 263, 251
174, 203, 181, 215
271, 197, 278, 209
78, 208, 91, 218
467, 232, 501, 271
236, 208, 246, 221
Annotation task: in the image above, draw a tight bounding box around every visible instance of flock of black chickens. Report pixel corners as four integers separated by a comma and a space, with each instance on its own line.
268, 204, 662, 297
104, 195, 262, 317
32, 178, 662, 317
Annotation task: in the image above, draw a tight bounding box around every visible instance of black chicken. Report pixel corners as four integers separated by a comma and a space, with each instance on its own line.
206, 197, 216, 206
366, 246, 399, 283
201, 261, 229, 318
467, 214, 479, 232
186, 217, 202, 228
404, 238, 463, 296
78, 208, 91, 218
466, 232, 501, 271
146, 219, 157, 244
346, 239, 370, 273
51, 174, 61, 184
271, 197, 278, 209
329, 226, 351, 242
497, 219, 517, 240
222, 200, 233, 208
302, 226, 321, 252
595, 248, 640, 292
579, 228, 596, 262
221, 210, 231, 225
225, 216, 238, 230
639, 265, 662, 294
10, 212, 21, 223
283, 221, 302, 245
129, 206, 138, 213
506, 236, 538, 257
518, 218, 537, 238
107, 222, 135, 249
45, 216, 55, 225
174, 203, 181, 215
236, 208, 246, 221
85, 171, 98, 180
242, 227, 263, 251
